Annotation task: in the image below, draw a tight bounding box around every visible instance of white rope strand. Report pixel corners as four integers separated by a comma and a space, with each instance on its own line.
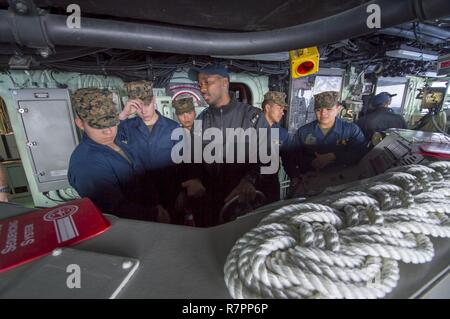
225, 161, 450, 299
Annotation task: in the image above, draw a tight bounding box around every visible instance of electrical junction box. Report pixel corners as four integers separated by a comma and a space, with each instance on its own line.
290, 47, 320, 78
3, 161, 29, 198
10, 89, 79, 192
156, 96, 174, 120
153, 89, 174, 119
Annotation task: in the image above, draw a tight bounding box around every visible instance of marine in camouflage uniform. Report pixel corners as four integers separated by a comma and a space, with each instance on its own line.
172, 96, 196, 131
71, 88, 120, 129
257, 91, 291, 203
119, 80, 180, 170
68, 88, 163, 222
284, 91, 367, 188
171, 96, 207, 226
119, 81, 190, 225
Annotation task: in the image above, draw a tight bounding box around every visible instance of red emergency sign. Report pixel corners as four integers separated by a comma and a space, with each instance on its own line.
0, 198, 111, 273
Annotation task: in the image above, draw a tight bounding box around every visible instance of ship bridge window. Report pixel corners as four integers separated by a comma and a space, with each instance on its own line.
229, 83, 252, 105
375, 77, 408, 114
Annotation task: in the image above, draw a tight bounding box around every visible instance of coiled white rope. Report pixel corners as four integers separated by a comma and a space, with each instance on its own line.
224, 161, 450, 299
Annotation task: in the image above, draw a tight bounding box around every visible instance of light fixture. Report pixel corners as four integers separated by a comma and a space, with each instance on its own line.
386, 45, 438, 61
420, 71, 447, 78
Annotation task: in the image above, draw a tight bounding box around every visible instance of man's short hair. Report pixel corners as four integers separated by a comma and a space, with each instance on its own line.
262, 99, 271, 111
71, 88, 119, 129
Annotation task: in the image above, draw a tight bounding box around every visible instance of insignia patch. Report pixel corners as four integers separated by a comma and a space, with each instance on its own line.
304, 134, 316, 145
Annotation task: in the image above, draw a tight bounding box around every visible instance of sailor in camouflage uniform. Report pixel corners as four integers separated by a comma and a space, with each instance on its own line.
118, 81, 203, 225
68, 87, 170, 223
284, 91, 367, 189
257, 91, 291, 203
172, 96, 196, 131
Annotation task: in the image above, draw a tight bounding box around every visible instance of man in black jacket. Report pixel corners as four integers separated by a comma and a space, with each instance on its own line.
171, 97, 206, 226
357, 92, 407, 141
188, 64, 269, 225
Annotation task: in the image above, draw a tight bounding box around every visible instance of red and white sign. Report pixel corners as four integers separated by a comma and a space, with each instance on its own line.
0, 198, 111, 273
437, 53, 450, 76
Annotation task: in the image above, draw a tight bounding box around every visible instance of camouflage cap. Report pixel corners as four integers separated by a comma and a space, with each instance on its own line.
125, 80, 154, 104
314, 91, 340, 109
172, 97, 195, 115
71, 88, 119, 129
264, 91, 288, 108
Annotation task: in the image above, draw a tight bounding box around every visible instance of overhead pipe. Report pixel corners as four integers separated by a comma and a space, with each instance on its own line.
0, 0, 450, 55
411, 23, 450, 40
379, 22, 450, 45
379, 27, 446, 45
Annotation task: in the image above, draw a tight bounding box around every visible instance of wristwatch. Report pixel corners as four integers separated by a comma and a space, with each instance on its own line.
0, 186, 11, 193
